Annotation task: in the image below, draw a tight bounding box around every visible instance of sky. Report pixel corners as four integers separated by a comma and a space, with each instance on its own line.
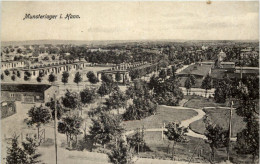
1, 1, 259, 41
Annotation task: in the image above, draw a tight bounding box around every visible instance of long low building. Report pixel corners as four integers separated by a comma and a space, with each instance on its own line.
211, 66, 259, 80
1, 83, 58, 103
8, 60, 91, 78
97, 62, 148, 83
1, 61, 25, 70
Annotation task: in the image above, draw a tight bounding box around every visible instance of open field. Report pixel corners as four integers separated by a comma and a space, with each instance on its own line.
122, 105, 197, 131
183, 95, 228, 109
189, 107, 246, 137
138, 131, 254, 164
178, 64, 212, 88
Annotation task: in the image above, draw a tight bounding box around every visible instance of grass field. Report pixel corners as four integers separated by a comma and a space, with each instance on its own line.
138, 131, 254, 164
122, 105, 197, 131
189, 107, 246, 137
183, 95, 228, 109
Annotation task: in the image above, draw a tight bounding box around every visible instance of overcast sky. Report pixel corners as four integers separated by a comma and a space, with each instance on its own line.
1, 1, 259, 41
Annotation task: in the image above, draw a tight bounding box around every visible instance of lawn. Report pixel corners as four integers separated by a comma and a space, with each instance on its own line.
122, 105, 197, 131
183, 95, 228, 109
138, 131, 254, 164
189, 107, 246, 137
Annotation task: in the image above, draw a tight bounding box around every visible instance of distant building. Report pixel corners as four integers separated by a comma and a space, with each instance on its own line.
1, 61, 25, 70
202, 45, 208, 50
221, 62, 235, 68
211, 66, 259, 80
1, 83, 58, 104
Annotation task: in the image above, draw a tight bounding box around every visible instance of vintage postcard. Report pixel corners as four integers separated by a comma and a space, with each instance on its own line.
0, 1, 259, 164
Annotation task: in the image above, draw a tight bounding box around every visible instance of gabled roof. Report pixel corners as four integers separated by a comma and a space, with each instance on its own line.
1, 83, 52, 93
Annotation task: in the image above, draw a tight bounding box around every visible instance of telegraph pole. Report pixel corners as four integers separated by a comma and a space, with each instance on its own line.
227, 101, 233, 161
54, 90, 58, 164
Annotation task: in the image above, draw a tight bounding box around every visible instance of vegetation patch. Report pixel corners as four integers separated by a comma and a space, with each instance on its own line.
123, 105, 197, 131
189, 107, 246, 137
183, 95, 227, 108
139, 131, 252, 164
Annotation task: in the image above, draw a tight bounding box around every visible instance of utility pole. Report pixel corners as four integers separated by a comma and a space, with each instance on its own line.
54, 90, 58, 164
227, 101, 233, 161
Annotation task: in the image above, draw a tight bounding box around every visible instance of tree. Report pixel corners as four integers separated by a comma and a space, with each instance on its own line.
108, 139, 133, 164
101, 73, 113, 84
184, 74, 196, 95
24, 71, 32, 81
11, 75, 16, 81
61, 90, 80, 111
89, 112, 124, 148
201, 74, 212, 97
45, 98, 64, 120
105, 89, 127, 114
167, 68, 173, 76
24, 71, 32, 78
159, 69, 167, 80
62, 71, 69, 85
74, 72, 82, 90
171, 65, 177, 79
17, 71, 21, 78
97, 82, 110, 100
214, 78, 232, 103
236, 120, 259, 163
100, 73, 116, 94
4, 69, 10, 76
17, 48, 22, 54
6, 135, 27, 164
58, 114, 83, 148
87, 71, 99, 85
80, 88, 96, 112
1, 73, 4, 80
43, 56, 49, 61
151, 75, 184, 106
184, 77, 192, 95
22, 137, 41, 164
235, 98, 259, 163
86, 71, 95, 79
36, 76, 42, 83
123, 98, 157, 120
48, 73, 56, 84
190, 75, 196, 86
127, 128, 146, 154
36, 72, 44, 83
126, 80, 151, 100
88, 74, 99, 85
204, 117, 228, 162
115, 72, 122, 83
27, 105, 51, 139
88, 105, 109, 117
24, 75, 30, 81
164, 122, 188, 160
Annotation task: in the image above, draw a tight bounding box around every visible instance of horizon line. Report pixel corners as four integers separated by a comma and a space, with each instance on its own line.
2, 39, 259, 42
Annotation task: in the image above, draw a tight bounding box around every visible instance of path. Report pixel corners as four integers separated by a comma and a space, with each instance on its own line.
125, 104, 236, 141
125, 105, 207, 139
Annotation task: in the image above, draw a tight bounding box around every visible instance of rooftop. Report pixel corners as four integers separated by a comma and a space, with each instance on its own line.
1, 83, 53, 92
235, 67, 259, 70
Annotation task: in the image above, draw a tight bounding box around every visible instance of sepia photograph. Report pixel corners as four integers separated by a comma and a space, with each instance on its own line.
0, 1, 259, 164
